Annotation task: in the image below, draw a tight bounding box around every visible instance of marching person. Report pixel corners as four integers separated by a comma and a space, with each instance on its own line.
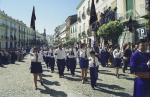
113, 45, 122, 78
68, 47, 77, 76
122, 43, 132, 73
0, 50, 3, 67
79, 43, 89, 83
99, 46, 109, 67
89, 50, 100, 89
66, 49, 70, 71
45, 49, 51, 69
130, 40, 150, 97
30, 48, 43, 90
49, 48, 55, 73
55, 45, 66, 78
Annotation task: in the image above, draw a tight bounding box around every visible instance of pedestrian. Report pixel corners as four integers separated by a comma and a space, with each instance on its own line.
79, 43, 89, 83
68, 47, 77, 76
66, 49, 70, 71
45, 49, 51, 69
89, 50, 100, 89
108, 46, 113, 67
122, 43, 132, 73
99, 46, 109, 67
49, 48, 55, 73
55, 45, 66, 78
113, 45, 122, 78
30, 48, 43, 90
0, 50, 3, 67
130, 40, 150, 97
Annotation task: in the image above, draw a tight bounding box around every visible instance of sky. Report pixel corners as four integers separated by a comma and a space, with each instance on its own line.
0, 0, 81, 35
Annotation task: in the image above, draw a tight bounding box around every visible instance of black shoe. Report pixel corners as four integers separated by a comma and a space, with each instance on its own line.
122, 69, 125, 73
116, 74, 119, 78
41, 81, 44, 86
92, 86, 95, 90
35, 87, 38, 90
82, 79, 85, 84
84, 78, 88, 81
51, 71, 54, 73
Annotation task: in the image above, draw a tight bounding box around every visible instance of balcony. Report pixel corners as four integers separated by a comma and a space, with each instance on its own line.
87, 7, 90, 16
87, 29, 92, 37
82, 31, 87, 38
77, 17, 81, 22
78, 33, 82, 39
82, 12, 86, 19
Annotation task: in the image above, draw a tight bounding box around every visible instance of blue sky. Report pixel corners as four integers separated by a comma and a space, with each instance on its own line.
0, 0, 80, 35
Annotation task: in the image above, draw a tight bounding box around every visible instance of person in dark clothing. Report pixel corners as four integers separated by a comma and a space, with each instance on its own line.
0, 50, 3, 67
122, 43, 132, 73
130, 40, 150, 97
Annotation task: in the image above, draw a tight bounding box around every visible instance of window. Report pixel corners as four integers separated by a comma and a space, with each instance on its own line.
83, 23, 85, 32
88, 0, 90, 8
80, 26, 81, 33
126, 0, 133, 11
83, 6, 85, 13
96, 0, 99, 3
126, 0, 133, 18
79, 11, 81, 17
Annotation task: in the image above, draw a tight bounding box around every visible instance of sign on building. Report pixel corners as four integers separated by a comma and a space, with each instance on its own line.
137, 28, 147, 39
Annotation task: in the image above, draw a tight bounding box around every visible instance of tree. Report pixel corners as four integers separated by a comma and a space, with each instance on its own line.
97, 20, 123, 44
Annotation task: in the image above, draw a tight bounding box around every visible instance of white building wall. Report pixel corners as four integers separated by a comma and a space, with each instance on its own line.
77, 0, 116, 44
70, 22, 77, 39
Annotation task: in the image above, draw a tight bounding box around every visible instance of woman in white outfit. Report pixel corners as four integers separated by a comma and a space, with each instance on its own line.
30, 48, 44, 90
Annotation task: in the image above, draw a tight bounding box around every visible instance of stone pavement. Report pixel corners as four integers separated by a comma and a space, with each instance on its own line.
0, 55, 134, 97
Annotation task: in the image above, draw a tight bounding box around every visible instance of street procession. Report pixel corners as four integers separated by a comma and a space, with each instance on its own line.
0, 0, 150, 97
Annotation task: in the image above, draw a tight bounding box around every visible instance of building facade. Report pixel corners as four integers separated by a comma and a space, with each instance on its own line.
76, 0, 148, 46
70, 22, 78, 39
0, 10, 45, 49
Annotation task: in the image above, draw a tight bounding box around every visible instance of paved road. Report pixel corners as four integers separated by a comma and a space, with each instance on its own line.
0, 55, 134, 97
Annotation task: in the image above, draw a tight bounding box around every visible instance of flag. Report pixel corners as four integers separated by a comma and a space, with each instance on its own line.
89, 0, 97, 25
30, 6, 36, 30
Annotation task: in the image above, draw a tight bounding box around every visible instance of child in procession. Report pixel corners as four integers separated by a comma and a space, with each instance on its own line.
89, 50, 100, 89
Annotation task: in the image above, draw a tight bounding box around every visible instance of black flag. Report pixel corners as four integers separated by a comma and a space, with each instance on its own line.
89, 0, 97, 25
30, 6, 36, 30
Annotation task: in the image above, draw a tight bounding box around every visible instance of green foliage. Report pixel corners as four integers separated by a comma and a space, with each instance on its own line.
97, 21, 123, 36
63, 38, 77, 47
145, 22, 150, 29
97, 20, 123, 43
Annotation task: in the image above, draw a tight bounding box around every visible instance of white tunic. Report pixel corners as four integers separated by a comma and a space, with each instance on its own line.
89, 56, 100, 67
68, 48, 77, 58
30, 52, 43, 62
113, 49, 122, 59
55, 48, 66, 60
79, 49, 88, 58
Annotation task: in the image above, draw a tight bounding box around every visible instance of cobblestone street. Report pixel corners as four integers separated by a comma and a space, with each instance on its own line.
0, 55, 134, 97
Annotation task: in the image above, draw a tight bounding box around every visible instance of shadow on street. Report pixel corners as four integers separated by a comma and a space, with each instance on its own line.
39, 85, 67, 97
95, 83, 132, 97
